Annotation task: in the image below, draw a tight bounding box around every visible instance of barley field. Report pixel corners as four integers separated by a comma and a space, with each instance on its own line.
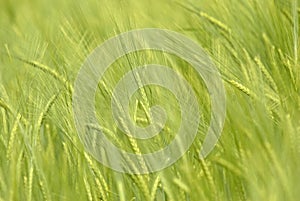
0, 0, 299, 201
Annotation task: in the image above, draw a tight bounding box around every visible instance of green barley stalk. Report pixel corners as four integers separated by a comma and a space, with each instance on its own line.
277, 48, 296, 85
254, 56, 278, 92
198, 159, 217, 200
84, 153, 109, 201
199, 11, 232, 35
227, 79, 256, 98
100, 79, 150, 175
6, 113, 21, 160
27, 166, 34, 201
150, 176, 160, 201
83, 177, 93, 201
19, 59, 73, 93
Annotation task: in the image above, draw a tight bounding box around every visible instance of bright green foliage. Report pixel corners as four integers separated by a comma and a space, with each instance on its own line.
0, 0, 299, 200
